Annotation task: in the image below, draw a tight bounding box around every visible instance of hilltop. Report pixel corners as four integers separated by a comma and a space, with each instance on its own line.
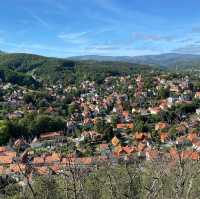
69, 53, 200, 69
0, 52, 157, 86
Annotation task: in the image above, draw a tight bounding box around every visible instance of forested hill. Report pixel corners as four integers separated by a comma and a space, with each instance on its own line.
0, 53, 158, 86
69, 53, 200, 69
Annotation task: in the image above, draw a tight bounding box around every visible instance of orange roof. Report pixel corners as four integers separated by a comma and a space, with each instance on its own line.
0, 156, 13, 164
191, 152, 199, 160
155, 122, 169, 131
192, 138, 200, 147
111, 136, 120, 146
0, 147, 7, 153
75, 157, 93, 165
50, 165, 60, 173
35, 166, 49, 175
169, 148, 179, 160
33, 156, 45, 164
187, 132, 198, 142
0, 166, 4, 174
122, 111, 129, 118
45, 153, 60, 164
146, 148, 159, 160
40, 131, 63, 140
122, 146, 137, 155
180, 150, 193, 159
137, 142, 147, 152
160, 132, 169, 143
134, 132, 149, 141
10, 164, 26, 173
117, 123, 134, 129
114, 145, 123, 156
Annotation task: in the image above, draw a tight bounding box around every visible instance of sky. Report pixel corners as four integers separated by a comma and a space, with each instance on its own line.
1, 0, 200, 57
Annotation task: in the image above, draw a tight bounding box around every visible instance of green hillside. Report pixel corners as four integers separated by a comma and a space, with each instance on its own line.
0, 53, 158, 86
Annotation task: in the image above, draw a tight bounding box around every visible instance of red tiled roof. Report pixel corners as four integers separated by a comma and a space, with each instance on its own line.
40, 131, 63, 140
134, 133, 150, 141
75, 157, 93, 165
35, 166, 49, 175
137, 142, 147, 152
117, 123, 134, 129
187, 132, 198, 142
0, 147, 7, 152
122, 146, 137, 155
10, 164, 26, 173
169, 148, 179, 160
99, 143, 109, 150
160, 132, 169, 143
0, 166, 4, 174
45, 153, 60, 164
155, 122, 169, 130
146, 148, 159, 160
33, 156, 45, 164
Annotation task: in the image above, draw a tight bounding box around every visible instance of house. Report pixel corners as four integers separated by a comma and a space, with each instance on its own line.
0, 166, 4, 175
169, 148, 179, 160
111, 136, 120, 146
195, 92, 200, 99
187, 132, 198, 142
160, 132, 169, 143
82, 131, 102, 141
39, 131, 64, 141
134, 132, 150, 142
0, 148, 16, 165
155, 122, 169, 131
192, 138, 200, 152
116, 123, 134, 129
10, 164, 26, 173
33, 156, 45, 165
148, 107, 161, 115
45, 153, 60, 164
75, 157, 93, 165
196, 108, 200, 115
170, 85, 180, 93
137, 142, 147, 152
146, 148, 159, 161
34, 166, 49, 175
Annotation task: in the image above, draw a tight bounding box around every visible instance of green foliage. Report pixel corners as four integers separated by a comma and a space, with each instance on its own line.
0, 120, 10, 145
0, 53, 157, 86
8, 114, 65, 139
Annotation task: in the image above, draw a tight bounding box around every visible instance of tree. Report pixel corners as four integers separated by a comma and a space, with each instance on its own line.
94, 118, 105, 134
157, 86, 170, 99
0, 120, 10, 145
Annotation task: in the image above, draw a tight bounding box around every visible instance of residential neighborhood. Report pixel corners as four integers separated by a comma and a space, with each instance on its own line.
0, 72, 200, 184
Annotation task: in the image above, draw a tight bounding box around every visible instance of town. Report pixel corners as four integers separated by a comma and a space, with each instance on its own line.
0, 70, 200, 181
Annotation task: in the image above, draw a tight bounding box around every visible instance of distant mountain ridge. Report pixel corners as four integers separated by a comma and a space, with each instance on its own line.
68, 53, 200, 68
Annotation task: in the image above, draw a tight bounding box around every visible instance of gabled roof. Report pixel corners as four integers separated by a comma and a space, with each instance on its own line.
40, 131, 63, 140
117, 123, 134, 129
10, 164, 26, 173
45, 153, 60, 164
34, 166, 49, 175
33, 156, 45, 164
155, 122, 169, 130
112, 136, 120, 146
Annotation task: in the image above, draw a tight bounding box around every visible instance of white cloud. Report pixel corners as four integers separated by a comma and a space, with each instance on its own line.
58, 31, 89, 44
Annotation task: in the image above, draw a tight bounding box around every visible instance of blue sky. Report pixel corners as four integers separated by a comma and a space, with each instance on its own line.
1, 0, 200, 57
